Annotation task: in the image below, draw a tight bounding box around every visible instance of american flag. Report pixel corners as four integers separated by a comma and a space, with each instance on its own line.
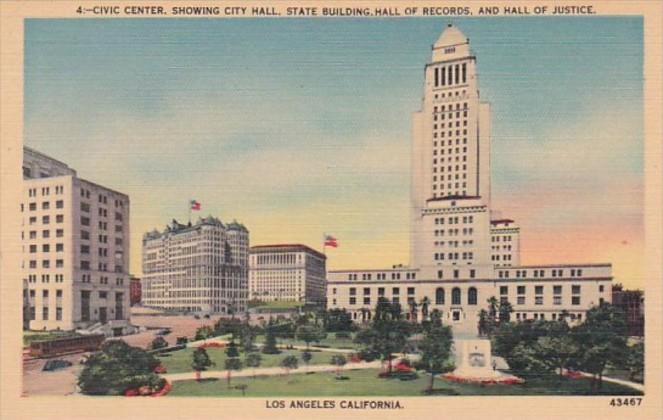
324, 234, 338, 248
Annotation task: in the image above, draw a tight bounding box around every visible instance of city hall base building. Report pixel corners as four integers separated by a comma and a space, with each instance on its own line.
326, 25, 613, 336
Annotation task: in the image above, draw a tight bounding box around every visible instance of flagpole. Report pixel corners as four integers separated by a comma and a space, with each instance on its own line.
322, 233, 326, 256
188, 200, 191, 225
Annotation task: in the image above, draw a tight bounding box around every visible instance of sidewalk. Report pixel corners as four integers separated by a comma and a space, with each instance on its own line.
162, 360, 382, 382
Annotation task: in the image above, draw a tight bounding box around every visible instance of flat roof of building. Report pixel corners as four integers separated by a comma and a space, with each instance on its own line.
250, 244, 326, 259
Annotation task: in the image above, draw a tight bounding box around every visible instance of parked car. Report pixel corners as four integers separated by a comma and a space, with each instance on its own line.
42, 359, 73, 372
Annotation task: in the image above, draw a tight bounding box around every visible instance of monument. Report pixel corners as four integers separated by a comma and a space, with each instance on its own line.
443, 339, 524, 384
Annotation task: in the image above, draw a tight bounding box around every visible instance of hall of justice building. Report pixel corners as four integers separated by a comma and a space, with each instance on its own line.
326, 25, 612, 335
249, 244, 327, 305
141, 217, 249, 314
21, 147, 132, 334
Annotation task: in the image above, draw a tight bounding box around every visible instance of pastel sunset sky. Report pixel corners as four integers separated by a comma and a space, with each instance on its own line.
24, 17, 644, 288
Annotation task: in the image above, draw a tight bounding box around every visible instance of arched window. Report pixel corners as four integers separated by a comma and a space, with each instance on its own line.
452, 287, 461, 305
468, 287, 478, 305
435, 287, 445, 305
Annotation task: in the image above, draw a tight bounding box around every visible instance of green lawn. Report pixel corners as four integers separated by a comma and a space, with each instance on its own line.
255, 333, 359, 350
167, 368, 642, 397
158, 347, 348, 374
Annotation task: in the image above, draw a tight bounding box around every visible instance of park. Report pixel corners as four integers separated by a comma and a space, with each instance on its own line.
73, 298, 643, 397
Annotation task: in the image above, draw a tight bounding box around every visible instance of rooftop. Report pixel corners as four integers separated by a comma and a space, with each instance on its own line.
250, 244, 326, 260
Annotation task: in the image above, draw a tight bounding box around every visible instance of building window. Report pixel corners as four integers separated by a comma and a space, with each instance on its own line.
451, 287, 461, 305
599, 285, 604, 293
500, 286, 508, 295
469, 269, 475, 278
363, 297, 371, 305
407, 287, 415, 295
363, 287, 370, 295
392, 287, 399, 295
349, 287, 356, 296
435, 288, 445, 305
572, 285, 581, 294
56, 307, 62, 321
517, 286, 525, 295
535, 296, 543, 305
572, 296, 581, 305
349, 297, 356, 305
468, 287, 477, 305
517, 296, 525, 305
535, 285, 544, 295
378, 287, 385, 296
42, 307, 49, 320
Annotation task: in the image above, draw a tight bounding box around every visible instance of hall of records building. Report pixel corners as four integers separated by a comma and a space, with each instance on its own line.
21, 147, 132, 333
141, 217, 249, 314
326, 25, 612, 335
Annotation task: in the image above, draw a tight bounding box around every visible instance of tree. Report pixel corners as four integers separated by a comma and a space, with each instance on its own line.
477, 309, 488, 337
225, 341, 240, 358
330, 354, 347, 378
195, 326, 215, 341
355, 298, 412, 375
536, 320, 579, 380
239, 324, 258, 352
537, 335, 579, 380
626, 342, 644, 382
262, 327, 280, 354
224, 357, 243, 387
418, 319, 454, 392
574, 303, 629, 391
420, 297, 430, 321
77, 340, 162, 395
214, 318, 243, 341
408, 299, 419, 323
191, 347, 214, 382
301, 351, 312, 371
280, 355, 299, 376
245, 352, 262, 379
296, 325, 326, 350
498, 300, 514, 323
150, 336, 168, 350
323, 309, 354, 332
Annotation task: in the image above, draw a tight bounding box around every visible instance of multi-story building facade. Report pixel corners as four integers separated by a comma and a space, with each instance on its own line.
249, 244, 327, 305
142, 217, 249, 314
612, 284, 644, 337
129, 275, 141, 306
22, 147, 131, 333
327, 25, 613, 336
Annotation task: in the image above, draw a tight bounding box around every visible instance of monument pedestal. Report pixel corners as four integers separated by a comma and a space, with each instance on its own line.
443, 339, 524, 384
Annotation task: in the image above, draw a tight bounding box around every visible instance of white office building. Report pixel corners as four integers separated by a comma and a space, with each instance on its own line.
22, 147, 132, 334
327, 25, 613, 335
142, 217, 249, 314
249, 244, 327, 305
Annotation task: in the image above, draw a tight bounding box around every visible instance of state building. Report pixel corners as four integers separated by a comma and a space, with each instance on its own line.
326, 25, 612, 335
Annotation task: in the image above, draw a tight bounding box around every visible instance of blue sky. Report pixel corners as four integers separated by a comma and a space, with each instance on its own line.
24, 17, 644, 286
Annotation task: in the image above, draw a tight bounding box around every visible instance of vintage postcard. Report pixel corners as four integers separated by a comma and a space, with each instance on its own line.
0, 1, 661, 419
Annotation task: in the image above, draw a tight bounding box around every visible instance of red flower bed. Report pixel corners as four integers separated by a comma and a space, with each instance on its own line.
198, 342, 225, 349
564, 370, 584, 379
124, 380, 172, 397
151, 380, 172, 397
154, 365, 167, 374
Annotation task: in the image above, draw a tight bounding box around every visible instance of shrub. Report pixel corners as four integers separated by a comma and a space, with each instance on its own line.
78, 340, 161, 395
150, 336, 168, 350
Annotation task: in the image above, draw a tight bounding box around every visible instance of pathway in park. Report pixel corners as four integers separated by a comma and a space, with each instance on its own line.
162, 359, 383, 382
